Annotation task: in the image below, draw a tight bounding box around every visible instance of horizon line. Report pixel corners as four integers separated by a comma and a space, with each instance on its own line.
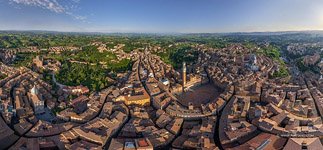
1, 29, 323, 35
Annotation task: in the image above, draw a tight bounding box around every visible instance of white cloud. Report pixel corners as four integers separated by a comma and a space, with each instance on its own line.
66, 11, 87, 22
70, 0, 80, 3
9, 0, 87, 21
10, 0, 65, 13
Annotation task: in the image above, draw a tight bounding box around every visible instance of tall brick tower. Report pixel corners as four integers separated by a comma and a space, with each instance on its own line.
182, 61, 186, 92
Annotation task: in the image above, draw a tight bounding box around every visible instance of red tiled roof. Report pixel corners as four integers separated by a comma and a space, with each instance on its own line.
138, 139, 149, 147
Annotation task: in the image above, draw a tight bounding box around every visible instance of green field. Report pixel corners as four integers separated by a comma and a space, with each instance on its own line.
0, 73, 7, 80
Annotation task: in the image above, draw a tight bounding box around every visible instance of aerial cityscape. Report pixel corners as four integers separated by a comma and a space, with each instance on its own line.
2, 0, 323, 150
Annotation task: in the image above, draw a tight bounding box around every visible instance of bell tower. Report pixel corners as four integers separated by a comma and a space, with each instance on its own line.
182, 62, 186, 92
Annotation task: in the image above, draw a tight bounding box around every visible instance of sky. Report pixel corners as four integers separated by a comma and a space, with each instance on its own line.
0, 0, 323, 33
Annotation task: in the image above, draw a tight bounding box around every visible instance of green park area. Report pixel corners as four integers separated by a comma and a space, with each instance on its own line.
73, 45, 117, 63
52, 46, 132, 91
13, 52, 38, 67
156, 44, 199, 69
0, 73, 7, 80
55, 62, 110, 91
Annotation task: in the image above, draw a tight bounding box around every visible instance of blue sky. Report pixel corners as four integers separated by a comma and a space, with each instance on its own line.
0, 0, 323, 33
